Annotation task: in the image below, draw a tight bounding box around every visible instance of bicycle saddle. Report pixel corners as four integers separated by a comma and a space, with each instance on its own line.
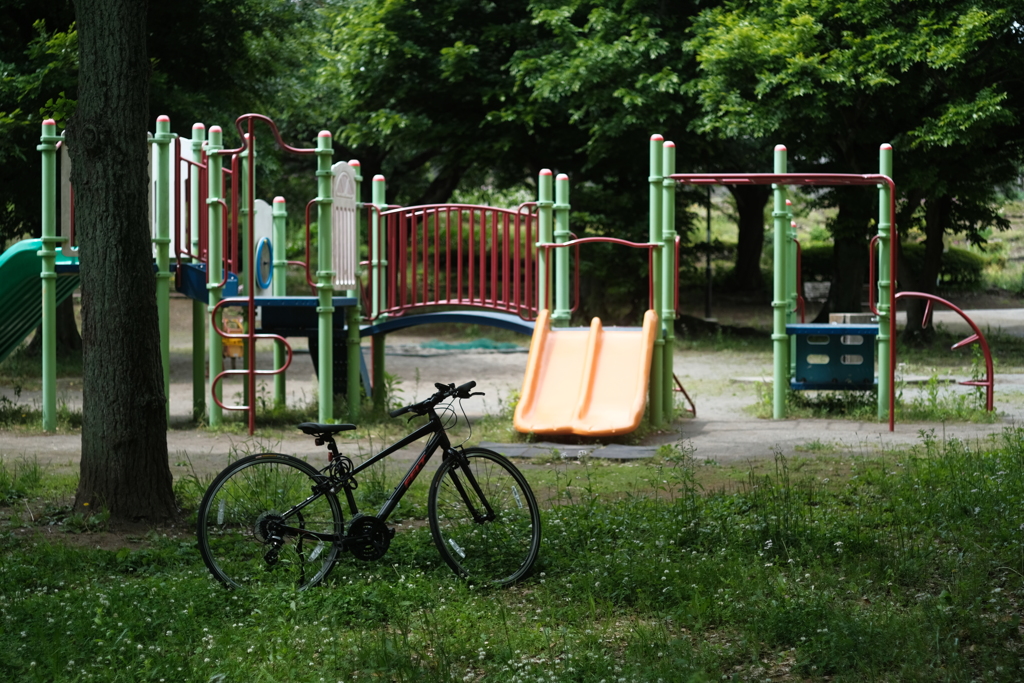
297, 422, 357, 436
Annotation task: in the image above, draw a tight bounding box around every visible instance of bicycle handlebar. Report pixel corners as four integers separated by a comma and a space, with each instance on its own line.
388, 381, 481, 418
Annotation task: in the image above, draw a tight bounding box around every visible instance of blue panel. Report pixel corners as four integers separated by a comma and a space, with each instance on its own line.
787, 323, 877, 390
175, 262, 239, 303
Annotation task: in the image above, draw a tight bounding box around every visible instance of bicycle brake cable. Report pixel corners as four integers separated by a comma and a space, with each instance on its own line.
454, 397, 472, 448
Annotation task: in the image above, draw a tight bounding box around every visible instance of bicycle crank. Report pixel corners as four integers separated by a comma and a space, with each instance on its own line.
346, 514, 394, 561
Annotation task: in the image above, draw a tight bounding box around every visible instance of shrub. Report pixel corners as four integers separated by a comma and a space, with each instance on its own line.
798, 242, 986, 289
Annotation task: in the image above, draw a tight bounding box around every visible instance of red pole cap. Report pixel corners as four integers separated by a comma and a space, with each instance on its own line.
540, 169, 553, 176
210, 125, 223, 133
318, 130, 332, 138
348, 159, 360, 167
791, 221, 797, 228
786, 199, 792, 206
373, 174, 385, 182
192, 122, 205, 131
775, 144, 787, 151
881, 143, 893, 150
663, 141, 676, 148
157, 115, 170, 123
274, 196, 286, 203
651, 134, 664, 142
42, 119, 56, 126
556, 173, 569, 181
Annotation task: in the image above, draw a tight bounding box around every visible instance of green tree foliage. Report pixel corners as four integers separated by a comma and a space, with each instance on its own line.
0, 2, 77, 246
0, 0, 323, 250
687, 0, 1024, 319
508, 0, 772, 297
317, 0, 567, 206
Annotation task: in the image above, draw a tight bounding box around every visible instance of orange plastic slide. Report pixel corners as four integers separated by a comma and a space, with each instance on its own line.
513, 309, 659, 437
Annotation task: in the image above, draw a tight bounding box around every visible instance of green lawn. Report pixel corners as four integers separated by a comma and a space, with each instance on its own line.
3, 427, 1024, 682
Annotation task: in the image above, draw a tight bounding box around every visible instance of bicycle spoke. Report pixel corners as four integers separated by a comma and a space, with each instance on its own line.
429, 449, 540, 586
197, 454, 343, 590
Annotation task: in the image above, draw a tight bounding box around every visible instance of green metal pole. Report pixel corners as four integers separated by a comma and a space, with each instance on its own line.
153, 115, 173, 420
772, 145, 789, 419
537, 170, 554, 312
648, 135, 664, 428
369, 168, 385, 321
877, 144, 893, 420
346, 161, 363, 423
661, 140, 677, 422
272, 196, 287, 408
190, 123, 206, 421
315, 131, 335, 423
38, 119, 62, 432
371, 174, 387, 414
207, 125, 224, 427
552, 173, 571, 327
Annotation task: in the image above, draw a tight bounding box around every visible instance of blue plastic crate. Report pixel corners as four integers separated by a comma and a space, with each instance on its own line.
786, 324, 877, 391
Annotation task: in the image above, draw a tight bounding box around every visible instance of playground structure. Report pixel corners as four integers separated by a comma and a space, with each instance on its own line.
20, 116, 684, 435
670, 143, 993, 430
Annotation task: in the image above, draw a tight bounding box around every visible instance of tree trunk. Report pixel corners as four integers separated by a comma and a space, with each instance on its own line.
26, 296, 83, 357
726, 185, 770, 294
813, 188, 874, 322
901, 195, 949, 343
68, 0, 175, 521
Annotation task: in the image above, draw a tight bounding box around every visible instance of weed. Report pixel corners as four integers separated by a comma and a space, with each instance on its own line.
0, 458, 44, 504
4, 429, 1024, 681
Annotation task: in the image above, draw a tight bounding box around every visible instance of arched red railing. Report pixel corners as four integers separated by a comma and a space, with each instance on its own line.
893, 291, 994, 412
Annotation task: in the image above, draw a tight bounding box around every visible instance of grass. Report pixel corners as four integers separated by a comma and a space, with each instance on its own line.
0, 344, 84, 390
5, 429, 1024, 681
0, 393, 82, 432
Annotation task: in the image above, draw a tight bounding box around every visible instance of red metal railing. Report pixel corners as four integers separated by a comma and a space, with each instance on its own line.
890, 292, 994, 412
367, 203, 541, 321
537, 236, 662, 314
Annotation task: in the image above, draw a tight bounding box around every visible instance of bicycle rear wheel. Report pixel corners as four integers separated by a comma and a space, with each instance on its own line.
196, 453, 343, 590
428, 448, 541, 586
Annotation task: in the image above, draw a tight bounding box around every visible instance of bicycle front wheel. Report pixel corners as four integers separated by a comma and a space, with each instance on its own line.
428, 448, 541, 586
196, 453, 343, 590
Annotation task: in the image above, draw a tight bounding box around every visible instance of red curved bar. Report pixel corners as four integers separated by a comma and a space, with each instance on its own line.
893, 291, 994, 412
209, 297, 295, 427
793, 236, 805, 323
538, 236, 661, 313
214, 113, 320, 157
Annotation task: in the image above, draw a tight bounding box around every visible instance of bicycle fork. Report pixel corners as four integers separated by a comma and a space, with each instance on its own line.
445, 448, 497, 524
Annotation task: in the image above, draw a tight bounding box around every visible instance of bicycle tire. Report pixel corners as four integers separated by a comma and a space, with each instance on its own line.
196, 453, 343, 590
428, 448, 541, 586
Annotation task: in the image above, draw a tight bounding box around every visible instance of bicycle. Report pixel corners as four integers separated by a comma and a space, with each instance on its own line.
196, 380, 541, 590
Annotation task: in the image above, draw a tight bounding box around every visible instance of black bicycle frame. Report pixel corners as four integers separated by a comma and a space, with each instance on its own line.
273, 408, 497, 546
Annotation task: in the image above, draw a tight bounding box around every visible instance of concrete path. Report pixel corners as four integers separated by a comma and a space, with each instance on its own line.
1, 299, 1021, 475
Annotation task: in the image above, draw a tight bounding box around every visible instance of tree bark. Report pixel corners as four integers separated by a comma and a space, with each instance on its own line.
26, 296, 83, 357
813, 188, 874, 322
725, 185, 770, 295
68, 0, 175, 520
901, 195, 949, 343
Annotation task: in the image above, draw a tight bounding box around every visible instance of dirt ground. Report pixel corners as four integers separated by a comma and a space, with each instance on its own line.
2, 293, 1024, 484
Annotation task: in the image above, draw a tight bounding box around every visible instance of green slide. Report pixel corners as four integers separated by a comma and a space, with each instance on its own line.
0, 238, 80, 365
